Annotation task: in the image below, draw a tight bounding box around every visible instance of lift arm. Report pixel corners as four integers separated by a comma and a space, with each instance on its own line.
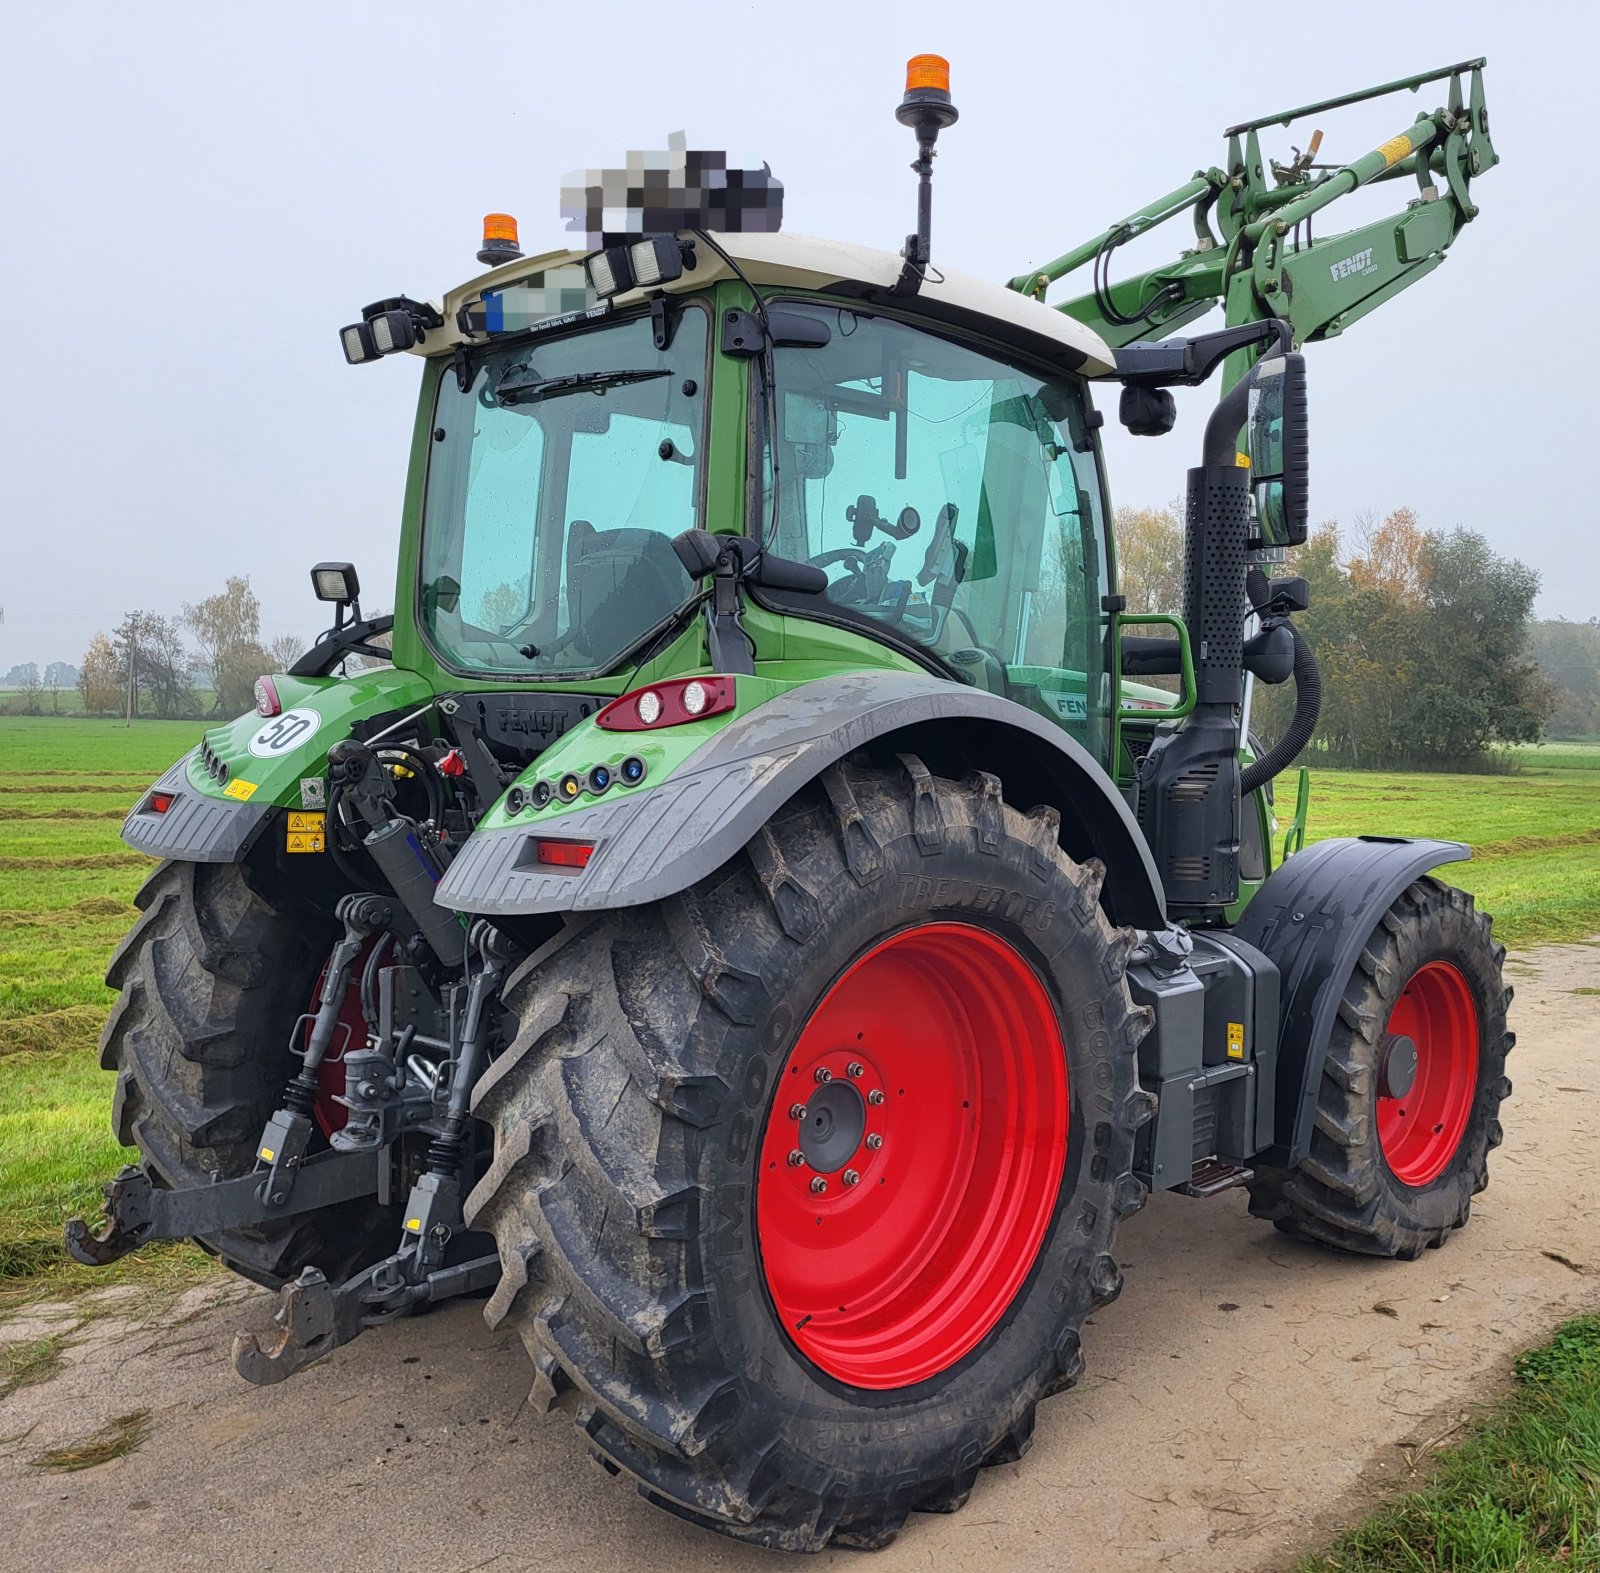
1011, 60, 1497, 385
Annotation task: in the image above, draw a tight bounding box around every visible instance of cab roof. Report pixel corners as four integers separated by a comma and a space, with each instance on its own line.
433, 230, 1117, 378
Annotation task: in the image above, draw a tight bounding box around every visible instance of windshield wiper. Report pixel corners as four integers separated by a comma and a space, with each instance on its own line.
495, 366, 670, 406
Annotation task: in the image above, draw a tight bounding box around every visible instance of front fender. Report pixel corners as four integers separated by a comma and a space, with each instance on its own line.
436, 671, 1166, 927
1233, 835, 1471, 1166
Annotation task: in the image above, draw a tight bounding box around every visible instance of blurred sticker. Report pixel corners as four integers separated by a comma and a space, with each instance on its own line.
560, 131, 783, 249
223, 778, 258, 801
1227, 1021, 1245, 1061
286, 830, 325, 854
299, 777, 326, 810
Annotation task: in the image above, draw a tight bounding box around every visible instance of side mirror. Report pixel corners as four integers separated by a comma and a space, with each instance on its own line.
1246, 352, 1308, 547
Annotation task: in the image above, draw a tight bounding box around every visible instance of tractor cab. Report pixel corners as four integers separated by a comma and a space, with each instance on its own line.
401, 228, 1124, 769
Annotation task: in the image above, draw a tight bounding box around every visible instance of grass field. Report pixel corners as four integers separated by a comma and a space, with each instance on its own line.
1306, 743, 1600, 948
0, 719, 209, 1298
1, 717, 1597, 1304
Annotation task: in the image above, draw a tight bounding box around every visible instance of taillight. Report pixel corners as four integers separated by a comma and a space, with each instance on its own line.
595, 676, 736, 732
535, 839, 595, 869
147, 791, 175, 815
254, 676, 282, 717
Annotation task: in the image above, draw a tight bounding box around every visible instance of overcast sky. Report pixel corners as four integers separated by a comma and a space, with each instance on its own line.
2, 1, 1595, 672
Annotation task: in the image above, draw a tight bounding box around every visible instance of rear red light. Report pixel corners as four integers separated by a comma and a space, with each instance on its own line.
595, 676, 736, 732
254, 676, 282, 717
535, 839, 595, 869
147, 791, 175, 815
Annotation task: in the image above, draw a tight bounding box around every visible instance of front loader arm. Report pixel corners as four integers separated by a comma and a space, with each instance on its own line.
1014, 60, 1497, 382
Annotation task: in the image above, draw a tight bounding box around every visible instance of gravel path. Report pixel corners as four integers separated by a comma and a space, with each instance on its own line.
2, 941, 1596, 1573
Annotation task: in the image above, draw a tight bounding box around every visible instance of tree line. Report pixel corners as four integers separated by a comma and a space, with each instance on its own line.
1115, 504, 1570, 769
65, 578, 305, 719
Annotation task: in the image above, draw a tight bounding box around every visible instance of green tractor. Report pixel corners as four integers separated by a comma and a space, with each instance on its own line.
70, 56, 1508, 1552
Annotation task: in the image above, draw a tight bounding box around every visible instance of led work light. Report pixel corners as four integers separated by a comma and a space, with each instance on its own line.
583, 235, 694, 299
337, 296, 444, 366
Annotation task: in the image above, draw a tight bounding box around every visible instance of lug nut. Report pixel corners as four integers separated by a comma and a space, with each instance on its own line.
866, 1133, 883, 1150
868, 1089, 885, 1105
789, 1103, 808, 1120
810, 1176, 827, 1194
843, 1169, 860, 1187
847, 1061, 865, 1079
787, 1150, 806, 1167
814, 1067, 833, 1084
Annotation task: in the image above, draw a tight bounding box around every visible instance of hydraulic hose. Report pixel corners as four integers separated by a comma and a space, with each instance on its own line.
1240, 619, 1321, 797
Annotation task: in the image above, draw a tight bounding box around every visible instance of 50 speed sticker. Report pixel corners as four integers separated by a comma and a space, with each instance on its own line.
247, 708, 321, 759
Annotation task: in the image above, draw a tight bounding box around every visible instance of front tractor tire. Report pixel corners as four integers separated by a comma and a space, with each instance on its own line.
101, 859, 398, 1287
1247, 878, 1514, 1258
468, 757, 1153, 1551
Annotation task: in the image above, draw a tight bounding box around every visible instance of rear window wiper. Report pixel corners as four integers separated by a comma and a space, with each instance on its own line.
495, 366, 670, 406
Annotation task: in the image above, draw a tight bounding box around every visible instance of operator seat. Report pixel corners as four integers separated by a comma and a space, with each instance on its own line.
565, 520, 692, 657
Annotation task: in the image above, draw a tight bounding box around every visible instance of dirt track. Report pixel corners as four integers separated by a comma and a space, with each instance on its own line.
3, 941, 1597, 1573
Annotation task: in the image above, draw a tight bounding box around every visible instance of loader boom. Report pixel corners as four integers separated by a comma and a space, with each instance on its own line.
1012, 60, 1497, 387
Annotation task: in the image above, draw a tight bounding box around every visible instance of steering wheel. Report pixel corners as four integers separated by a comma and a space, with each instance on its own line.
809, 547, 870, 576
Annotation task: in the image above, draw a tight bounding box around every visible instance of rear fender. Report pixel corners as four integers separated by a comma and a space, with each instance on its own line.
120, 667, 436, 863
436, 671, 1166, 929
1232, 835, 1471, 1166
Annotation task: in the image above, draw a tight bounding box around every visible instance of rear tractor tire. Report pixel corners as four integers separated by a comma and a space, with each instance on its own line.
101, 859, 399, 1288
468, 756, 1154, 1551
1247, 877, 1513, 1258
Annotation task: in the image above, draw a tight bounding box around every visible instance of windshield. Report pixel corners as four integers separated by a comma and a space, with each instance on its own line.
763, 303, 1113, 765
419, 304, 708, 677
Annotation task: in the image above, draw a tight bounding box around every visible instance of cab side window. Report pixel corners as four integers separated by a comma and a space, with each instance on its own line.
769, 305, 1111, 764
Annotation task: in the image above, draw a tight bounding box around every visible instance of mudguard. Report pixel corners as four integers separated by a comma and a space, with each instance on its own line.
122, 752, 274, 863
119, 668, 438, 864
436, 671, 1166, 927
1232, 835, 1470, 1166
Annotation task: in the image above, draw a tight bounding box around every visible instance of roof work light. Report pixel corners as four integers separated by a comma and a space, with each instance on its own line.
337, 296, 444, 366
584, 234, 695, 299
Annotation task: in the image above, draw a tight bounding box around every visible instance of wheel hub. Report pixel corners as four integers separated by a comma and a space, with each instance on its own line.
799, 1079, 868, 1173
1376, 960, 1479, 1187
1379, 1033, 1419, 1100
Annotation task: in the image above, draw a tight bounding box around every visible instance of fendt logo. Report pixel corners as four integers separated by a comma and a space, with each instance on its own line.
1329, 247, 1376, 282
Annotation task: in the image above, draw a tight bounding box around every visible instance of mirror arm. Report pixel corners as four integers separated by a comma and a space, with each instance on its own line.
1202, 375, 1253, 466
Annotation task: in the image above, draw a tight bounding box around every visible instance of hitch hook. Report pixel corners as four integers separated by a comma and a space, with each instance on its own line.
231, 1267, 345, 1386
62, 1166, 154, 1266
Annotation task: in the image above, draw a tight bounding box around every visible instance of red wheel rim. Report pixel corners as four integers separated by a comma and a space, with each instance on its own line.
756, 923, 1069, 1390
1376, 960, 1479, 1187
